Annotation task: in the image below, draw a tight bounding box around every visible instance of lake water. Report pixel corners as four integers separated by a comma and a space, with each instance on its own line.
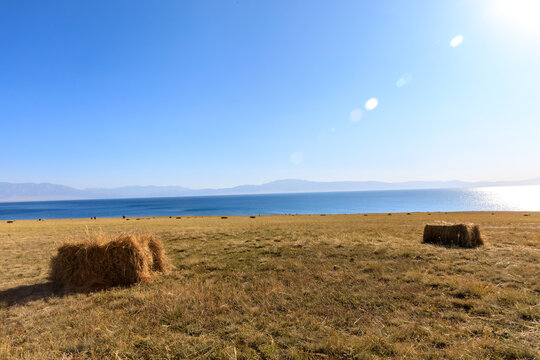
1, 185, 539, 220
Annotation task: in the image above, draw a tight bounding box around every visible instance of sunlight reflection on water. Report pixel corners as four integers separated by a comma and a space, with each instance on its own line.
472, 185, 540, 211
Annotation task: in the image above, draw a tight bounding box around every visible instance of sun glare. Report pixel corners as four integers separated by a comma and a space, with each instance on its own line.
491, 0, 540, 35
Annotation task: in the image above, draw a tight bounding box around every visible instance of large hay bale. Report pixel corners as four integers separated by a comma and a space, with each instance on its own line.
423, 224, 483, 248
49, 233, 168, 290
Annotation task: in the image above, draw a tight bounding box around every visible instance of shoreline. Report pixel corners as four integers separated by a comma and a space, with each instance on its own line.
1, 211, 539, 223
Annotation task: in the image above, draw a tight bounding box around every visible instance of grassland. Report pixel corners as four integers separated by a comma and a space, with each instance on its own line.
0, 212, 539, 359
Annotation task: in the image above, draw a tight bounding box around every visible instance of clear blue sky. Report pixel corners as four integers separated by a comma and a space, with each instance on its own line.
1, 0, 539, 189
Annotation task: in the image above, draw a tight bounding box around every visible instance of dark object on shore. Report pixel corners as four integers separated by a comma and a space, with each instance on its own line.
49, 233, 168, 290
122, 215, 126, 219
524, 214, 530, 217
388, 213, 392, 216
321, 214, 326, 216
6, 221, 13, 223
364, 214, 368, 216
407, 213, 411, 215
250, 216, 256, 218
423, 224, 483, 248
221, 216, 228, 219
176, 217, 181, 219
428, 213, 432, 215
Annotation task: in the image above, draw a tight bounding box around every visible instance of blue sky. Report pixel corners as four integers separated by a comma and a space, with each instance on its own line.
1, 0, 539, 188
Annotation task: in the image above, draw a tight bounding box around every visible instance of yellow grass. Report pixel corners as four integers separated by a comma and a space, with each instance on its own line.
0, 212, 539, 359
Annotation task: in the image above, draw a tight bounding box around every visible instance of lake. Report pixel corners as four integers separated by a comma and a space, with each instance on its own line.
1, 185, 539, 220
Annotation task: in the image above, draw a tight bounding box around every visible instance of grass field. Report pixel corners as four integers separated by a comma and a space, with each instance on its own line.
0, 212, 539, 359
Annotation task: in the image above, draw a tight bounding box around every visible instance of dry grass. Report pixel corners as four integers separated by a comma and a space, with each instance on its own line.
0, 212, 539, 359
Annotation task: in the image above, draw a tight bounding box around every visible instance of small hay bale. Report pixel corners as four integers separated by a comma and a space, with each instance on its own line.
423, 224, 483, 248
49, 233, 168, 290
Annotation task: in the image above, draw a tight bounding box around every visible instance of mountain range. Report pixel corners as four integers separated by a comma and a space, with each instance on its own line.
1, 177, 540, 202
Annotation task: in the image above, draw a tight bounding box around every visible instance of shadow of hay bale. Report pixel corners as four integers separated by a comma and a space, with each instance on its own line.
423, 224, 483, 248
49, 233, 169, 291
0, 283, 62, 307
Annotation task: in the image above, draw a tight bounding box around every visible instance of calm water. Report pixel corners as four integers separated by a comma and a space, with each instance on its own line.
1, 185, 539, 221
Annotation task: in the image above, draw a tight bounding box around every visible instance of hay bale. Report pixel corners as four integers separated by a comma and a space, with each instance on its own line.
147, 236, 168, 272
423, 224, 483, 248
49, 233, 168, 290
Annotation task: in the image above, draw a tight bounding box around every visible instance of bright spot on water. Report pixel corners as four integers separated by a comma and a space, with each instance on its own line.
349, 108, 363, 122
396, 73, 413, 87
290, 152, 303, 165
473, 185, 540, 211
450, 35, 463, 47
330, 128, 336, 132
364, 98, 378, 111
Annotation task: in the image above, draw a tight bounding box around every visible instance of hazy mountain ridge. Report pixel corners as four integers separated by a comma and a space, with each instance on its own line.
84, 185, 191, 198
1, 178, 540, 202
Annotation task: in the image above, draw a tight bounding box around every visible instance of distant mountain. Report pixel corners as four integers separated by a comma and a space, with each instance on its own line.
85, 185, 191, 199
171, 178, 540, 196
0, 182, 90, 202
1, 177, 540, 202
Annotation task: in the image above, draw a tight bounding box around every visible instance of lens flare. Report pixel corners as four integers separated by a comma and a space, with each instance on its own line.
349, 108, 363, 122
364, 98, 378, 111
450, 35, 463, 47
290, 152, 303, 165
396, 73, 413, 87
